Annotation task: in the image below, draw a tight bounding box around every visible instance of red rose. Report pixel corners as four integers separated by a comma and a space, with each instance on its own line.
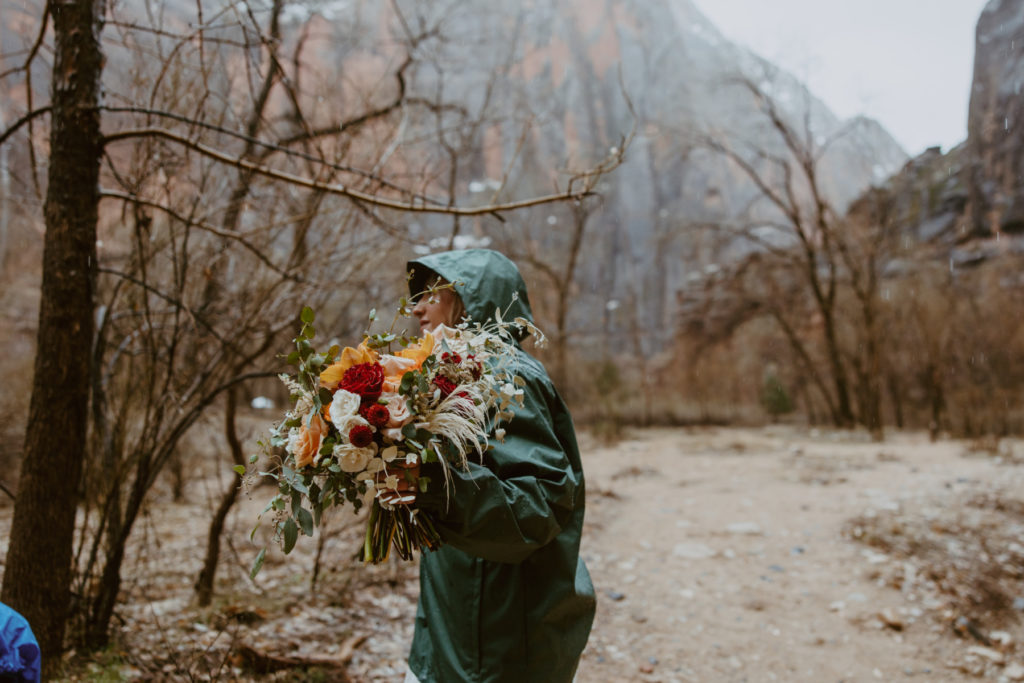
340, 362, 384, 400
348, 424, 374, 448
360, 403, 391, 428
432, 376, 457, 399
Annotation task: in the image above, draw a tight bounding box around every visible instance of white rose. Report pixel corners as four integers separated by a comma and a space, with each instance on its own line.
336, 415, 370, 439
335, 444, 375, 473
329, 389, 361, 426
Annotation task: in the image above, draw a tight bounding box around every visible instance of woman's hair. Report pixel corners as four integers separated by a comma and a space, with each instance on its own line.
424, 274, 466, 327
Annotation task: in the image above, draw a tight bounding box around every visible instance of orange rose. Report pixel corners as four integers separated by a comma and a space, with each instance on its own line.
380, 334, 435, 391
396, 333, 434, 366
320, 341, 378, 389
292, 413, 327, 468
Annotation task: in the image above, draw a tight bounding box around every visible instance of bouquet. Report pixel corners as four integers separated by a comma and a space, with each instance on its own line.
247, 297, 542, 573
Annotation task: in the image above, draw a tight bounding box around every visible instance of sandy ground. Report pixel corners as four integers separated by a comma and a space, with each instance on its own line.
575, 427, 1024, 683
9, 425, 1020, 681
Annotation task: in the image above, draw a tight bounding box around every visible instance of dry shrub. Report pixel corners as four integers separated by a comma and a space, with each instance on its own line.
846, 489, 1024, 633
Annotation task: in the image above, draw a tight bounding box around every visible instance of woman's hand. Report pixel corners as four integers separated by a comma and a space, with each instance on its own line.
377, 461, 420, 506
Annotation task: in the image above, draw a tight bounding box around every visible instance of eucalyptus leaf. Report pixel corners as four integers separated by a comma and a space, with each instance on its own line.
400, 372, 415, 393
250, 547, 266, 578
282, 518, 298, 554
233, 465, 246, 476
301, 306, 315, 324
297, 507, 314, 536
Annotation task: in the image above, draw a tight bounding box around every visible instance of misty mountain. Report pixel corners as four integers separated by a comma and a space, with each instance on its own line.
384, 0, 907, 350
0, 0, 909, 353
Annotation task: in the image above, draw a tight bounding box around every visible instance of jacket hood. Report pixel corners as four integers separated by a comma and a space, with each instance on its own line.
407, 249, 534, 339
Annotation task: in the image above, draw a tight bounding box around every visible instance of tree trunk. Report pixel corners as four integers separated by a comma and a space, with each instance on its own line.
196, 388, 245, 607
1, 0, 105, 665
85, 460, 147, 649
551, 203, 588, 396
821, 313, 855, 427
886, 372, 904, 429
0, 106, 9, 277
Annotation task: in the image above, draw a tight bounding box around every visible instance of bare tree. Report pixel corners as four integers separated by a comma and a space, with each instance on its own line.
1, 0, 104, 667
692, 74, 880, 429
1, 0, 627, 652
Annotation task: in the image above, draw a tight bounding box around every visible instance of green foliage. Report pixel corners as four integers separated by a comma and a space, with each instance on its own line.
760, 373, 794, 418
594, 359, 621, 395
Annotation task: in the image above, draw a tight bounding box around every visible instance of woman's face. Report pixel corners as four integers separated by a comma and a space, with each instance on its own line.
412, 286, 458, 333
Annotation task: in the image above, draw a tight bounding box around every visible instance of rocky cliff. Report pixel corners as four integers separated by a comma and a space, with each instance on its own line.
0, 0, 910, 353
380, 0, 908, 350
859, 0, 1024, 270
966, 0, 1024, 236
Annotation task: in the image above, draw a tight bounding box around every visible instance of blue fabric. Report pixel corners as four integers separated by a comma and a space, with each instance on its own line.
0, 604, 40, 682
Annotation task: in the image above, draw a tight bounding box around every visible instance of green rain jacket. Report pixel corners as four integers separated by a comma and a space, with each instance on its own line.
406, 249, 595, 683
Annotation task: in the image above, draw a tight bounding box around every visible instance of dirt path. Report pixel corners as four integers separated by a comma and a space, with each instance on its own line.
18, 425, 1022, 681
576, 427, 1024, 682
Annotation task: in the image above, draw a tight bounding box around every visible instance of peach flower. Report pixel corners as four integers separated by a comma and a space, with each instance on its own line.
379, 334, 434, 391
290, 413, 327, 469
380, 391, 412, 428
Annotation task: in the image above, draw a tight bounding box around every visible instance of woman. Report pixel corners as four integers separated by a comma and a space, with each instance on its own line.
401, 249, 594, 683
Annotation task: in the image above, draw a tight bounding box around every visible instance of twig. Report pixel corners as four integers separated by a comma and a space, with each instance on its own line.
104, 128, 596, 215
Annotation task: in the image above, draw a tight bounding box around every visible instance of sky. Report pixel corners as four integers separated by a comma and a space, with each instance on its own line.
691, 0, 992, 157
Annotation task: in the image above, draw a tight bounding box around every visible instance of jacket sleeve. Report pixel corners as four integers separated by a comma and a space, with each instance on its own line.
416, 365, 581, 564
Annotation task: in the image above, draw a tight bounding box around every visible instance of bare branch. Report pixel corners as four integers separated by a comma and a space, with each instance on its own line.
103, 127, 597, 215
98, 190, 303, 282
0, 0, 51, 82
0, 106, 52, 146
